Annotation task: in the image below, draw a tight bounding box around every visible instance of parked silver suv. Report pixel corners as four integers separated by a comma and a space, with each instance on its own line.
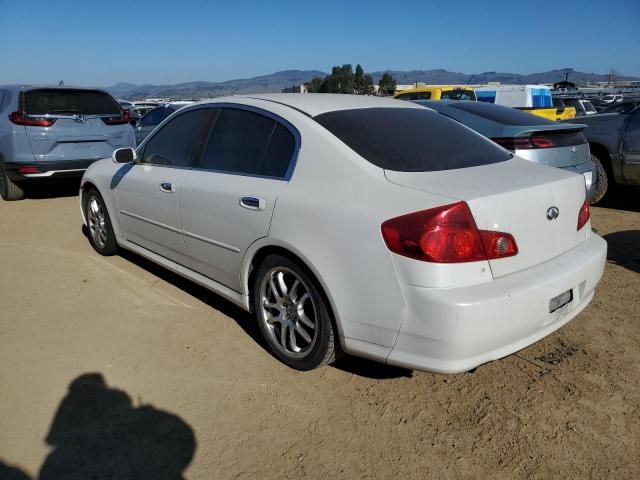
0, 85, 135, 200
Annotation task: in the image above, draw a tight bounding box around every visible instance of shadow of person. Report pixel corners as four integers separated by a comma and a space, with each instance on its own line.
603, 230, 640, 274
39, 373, 196, 480
0, 460, 32, 480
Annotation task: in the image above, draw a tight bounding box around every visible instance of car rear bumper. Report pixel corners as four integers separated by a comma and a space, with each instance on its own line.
4, 159, 99, 182
387, 233, 607, 373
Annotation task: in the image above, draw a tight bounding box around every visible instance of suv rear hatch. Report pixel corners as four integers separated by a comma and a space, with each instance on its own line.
21, 88, 131, 162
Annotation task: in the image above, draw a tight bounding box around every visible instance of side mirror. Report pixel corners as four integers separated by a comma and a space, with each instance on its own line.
112, 147, 137, 164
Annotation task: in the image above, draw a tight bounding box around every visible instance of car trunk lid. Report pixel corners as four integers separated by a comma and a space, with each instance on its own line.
385, 157, 590, 278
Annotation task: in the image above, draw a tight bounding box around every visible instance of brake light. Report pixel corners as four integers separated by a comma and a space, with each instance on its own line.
17, 166, 41, 174
381, 202, 518, 263
491, 136, 556, 150
577, 197, 590, 230
102, 110, 130, 125
9, 111, 56, 127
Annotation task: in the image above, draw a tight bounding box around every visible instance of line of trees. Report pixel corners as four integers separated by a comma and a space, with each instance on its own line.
304, 64, 397, 96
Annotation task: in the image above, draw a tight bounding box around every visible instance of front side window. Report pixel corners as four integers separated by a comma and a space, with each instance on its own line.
141, 108, 213, 167
199, 108, 296, 178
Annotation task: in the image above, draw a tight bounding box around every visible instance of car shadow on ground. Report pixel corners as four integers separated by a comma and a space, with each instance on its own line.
107, 243, 413, 380
596, 186, 639, 213
0, 373, 196, 480
23, 179, 80, 200
603, 230, 640, 274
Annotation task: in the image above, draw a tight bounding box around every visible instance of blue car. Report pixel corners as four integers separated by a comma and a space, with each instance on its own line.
0, 85, 135, 200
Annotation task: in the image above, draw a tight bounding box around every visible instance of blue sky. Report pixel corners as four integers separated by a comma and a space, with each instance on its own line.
1, 0, 638, 86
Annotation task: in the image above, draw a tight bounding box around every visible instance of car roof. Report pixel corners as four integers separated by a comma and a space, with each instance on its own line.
207, 93, 425, 117
0, 84, 111, 94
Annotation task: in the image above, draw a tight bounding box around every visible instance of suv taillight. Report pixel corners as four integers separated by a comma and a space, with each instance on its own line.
381, 202, 518, 263
102, 110, 130, 125
491, 136, 556, 150
577, 197, 590, 231
9, 111, 56, 127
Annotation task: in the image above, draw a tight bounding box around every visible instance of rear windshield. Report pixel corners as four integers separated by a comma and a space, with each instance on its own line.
440, 89, 476, 101
23, 89, 121, 115
314, 107, 511, 172
448, 101, 555, 126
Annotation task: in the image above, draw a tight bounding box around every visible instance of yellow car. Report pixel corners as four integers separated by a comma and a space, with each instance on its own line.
518, 106, 576, 121
394, 86, 477, 101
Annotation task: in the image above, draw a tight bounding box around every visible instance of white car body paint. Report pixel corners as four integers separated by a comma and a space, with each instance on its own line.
80, 94, 607, 373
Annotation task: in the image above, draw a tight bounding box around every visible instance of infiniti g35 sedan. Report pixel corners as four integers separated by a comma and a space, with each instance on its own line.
79, 94, 607, 373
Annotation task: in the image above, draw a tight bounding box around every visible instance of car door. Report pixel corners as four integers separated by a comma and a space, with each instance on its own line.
179, 106, 299, 291
622, 110, 640, 168
115, 107, 214, 266
135, 106, 165, 145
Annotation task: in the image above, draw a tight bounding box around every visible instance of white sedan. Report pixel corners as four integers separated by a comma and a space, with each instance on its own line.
80, 94, 607, 373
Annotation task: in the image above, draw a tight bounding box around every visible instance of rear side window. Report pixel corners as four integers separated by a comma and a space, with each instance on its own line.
140, 107, 165, 126
141, 108, 213, 167
448, 101, 555, 126
397, 92, 430, 101
315, 107, 511, 172
199, 108, 296, 178
440, 90, 476, 101
23, 89, 120, 115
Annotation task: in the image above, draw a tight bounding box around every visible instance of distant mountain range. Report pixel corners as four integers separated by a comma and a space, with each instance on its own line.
108, 68, 639, 99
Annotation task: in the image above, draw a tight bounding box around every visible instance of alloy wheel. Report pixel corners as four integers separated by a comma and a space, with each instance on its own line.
87, 195, 108, 249
259, 267, 318, 358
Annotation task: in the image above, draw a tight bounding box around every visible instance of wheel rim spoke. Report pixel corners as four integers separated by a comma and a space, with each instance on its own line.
294, 322, 312, 343
297, 312, 314, 329
269, 277, 282, 301
289, 279, 300, 301
276, 271, 288, 297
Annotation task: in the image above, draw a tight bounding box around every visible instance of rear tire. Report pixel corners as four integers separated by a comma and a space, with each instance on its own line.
83, 188, 118, 256
590, 153, 609, 205
253, 254, 337, 370
0, 165, 25, 201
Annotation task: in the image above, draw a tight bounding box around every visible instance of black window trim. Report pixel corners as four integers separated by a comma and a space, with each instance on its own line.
137, 103, 301, 181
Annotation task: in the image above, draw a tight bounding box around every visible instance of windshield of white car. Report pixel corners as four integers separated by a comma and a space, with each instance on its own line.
314, 107, 512, 172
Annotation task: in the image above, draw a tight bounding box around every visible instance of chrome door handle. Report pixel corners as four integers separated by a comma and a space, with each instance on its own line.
159, 182, 176, 193
240, 196, 265, 210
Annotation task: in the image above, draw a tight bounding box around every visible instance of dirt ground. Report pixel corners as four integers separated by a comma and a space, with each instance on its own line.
1, 183, 639, 480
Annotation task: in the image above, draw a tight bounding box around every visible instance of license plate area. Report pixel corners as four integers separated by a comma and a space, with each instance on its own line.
549, 289, 573, 313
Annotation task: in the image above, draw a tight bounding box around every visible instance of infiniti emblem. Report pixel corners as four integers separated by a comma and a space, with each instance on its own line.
73, 114, 88, 123
546, 206, 560, 220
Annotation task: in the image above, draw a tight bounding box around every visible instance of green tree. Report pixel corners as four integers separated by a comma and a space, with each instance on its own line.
321, 64, 355, 93
363, 74, 375, 95
304, 76, 323, 93
354, 64, 365, 94
378, 72, 397, 96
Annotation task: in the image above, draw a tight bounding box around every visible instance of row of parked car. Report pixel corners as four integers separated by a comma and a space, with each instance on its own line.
0, 84, 631, 373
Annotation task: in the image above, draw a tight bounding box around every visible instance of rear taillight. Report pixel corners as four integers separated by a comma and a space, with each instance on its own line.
18, 166, 41, 174
102, 110, 130, 125
577, 197, 590, 230
491, 136, 556, 150
381, 202, 518, 263
9, 111, 56, 127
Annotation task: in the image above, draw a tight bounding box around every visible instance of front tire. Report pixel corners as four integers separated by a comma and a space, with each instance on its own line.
590, 153, 609, 205
253, 254, 337, 370
83, 188, 118, 256
0, 165, 25, 201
